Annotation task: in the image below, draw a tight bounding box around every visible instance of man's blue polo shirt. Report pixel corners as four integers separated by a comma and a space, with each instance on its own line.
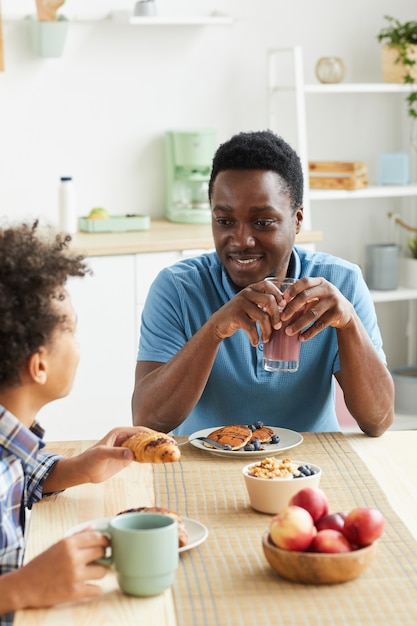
137, 247, 385, 435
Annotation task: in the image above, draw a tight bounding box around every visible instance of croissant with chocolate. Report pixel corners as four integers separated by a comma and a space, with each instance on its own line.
121, 431, 181, 463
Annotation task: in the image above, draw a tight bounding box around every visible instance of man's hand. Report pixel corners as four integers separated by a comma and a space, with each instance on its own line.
210, 276, 352, 347
279, 277, 355, 340
210, 278, 287, 347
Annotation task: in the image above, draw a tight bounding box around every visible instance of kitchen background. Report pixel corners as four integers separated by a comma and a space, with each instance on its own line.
1, 0, 416, 437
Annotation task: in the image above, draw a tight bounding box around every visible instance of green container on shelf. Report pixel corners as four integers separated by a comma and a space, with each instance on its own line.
29, 15, 69, 58
78, 215, 151, 233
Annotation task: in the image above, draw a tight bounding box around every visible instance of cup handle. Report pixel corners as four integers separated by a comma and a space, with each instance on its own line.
96, 526, 113, 565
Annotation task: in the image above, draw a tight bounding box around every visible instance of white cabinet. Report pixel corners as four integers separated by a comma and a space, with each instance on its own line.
134, 248, 212, 347
134, 251, 183, 349
39, 248, 212, 441
38, 255, 137, 442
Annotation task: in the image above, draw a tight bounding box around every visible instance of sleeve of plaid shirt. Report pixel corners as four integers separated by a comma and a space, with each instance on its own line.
24, 448, 62, 508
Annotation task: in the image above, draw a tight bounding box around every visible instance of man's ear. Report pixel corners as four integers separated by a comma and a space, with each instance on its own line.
27, 348, 48, 384
295, 208, 303, 233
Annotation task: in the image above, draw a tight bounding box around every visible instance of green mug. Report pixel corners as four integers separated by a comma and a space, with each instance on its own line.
99, 512, 179, 596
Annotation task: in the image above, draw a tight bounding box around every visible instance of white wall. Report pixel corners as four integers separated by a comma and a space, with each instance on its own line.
1, 0, 416, 373
1, 0, 415, 228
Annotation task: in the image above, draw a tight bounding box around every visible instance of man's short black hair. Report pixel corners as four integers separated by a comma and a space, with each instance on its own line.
208, 130, 303, 212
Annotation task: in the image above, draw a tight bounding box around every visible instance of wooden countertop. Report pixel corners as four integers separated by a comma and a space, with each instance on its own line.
70, 220, 322, 257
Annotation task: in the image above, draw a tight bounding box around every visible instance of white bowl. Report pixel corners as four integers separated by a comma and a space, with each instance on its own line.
242, 459, 322, 515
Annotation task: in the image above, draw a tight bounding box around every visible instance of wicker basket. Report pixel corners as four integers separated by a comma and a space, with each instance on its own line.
382, 43, 417, 83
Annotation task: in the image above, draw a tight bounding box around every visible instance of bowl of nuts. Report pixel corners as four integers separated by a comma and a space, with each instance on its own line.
242, 458, 322, 515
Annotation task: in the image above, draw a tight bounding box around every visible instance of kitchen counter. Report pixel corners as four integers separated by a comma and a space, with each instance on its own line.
70, 219, 322, 256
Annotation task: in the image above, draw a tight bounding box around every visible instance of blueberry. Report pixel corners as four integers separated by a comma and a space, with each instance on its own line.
247, 423, 257, 432
251, 438, 261, 450
223, 444, 232, 451
254, 420, 264, 429
244, 443, 256, 451
270, 434, 280, 444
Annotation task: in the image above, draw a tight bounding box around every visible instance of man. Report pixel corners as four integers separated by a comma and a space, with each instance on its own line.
0, 222, 150, 623
132, 130, 393, 437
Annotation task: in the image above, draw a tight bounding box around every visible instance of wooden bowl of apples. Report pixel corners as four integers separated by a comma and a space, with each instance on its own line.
262, 486, 384, 584
262, 532, 378, 584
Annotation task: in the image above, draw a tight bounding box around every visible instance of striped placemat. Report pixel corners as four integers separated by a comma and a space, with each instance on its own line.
154, 432, 417, 626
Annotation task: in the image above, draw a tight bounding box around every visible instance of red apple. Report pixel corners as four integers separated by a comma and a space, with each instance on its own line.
269, 505, 316, 551
342, 507, 385, 546
309, 529, 352, 553
315, 511, 346, 532
289, 487, 329, 523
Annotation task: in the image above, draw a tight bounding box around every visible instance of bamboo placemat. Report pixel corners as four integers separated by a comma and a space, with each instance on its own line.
154, 432, 417, 626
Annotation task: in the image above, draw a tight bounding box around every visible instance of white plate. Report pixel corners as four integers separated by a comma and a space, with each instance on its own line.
181, 517, 209, 552
66, 516, 208, 553
187, 426, 303, 458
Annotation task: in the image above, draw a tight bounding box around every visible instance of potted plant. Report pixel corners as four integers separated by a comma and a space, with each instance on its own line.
407, 233, 417, 259
403, 232, 417, 287
377, 15, 417, 120
389, 212, 417, 287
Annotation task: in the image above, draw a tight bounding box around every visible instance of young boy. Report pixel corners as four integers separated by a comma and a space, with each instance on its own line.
0, 222, 149, 624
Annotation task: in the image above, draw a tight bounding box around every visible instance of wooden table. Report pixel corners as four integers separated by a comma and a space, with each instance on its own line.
14, 431, 417, 625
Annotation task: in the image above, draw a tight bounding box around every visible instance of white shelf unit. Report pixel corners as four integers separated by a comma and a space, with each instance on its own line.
304, 83, 417, 94
310, 184, 417, 201
267, 46, 417, 229
267, 46, 417, 365
370, 286, 417, 304
111, 11, 233, 25
128, 16, 233, 26
3, 11, 233, 25
370, 288, 417, 366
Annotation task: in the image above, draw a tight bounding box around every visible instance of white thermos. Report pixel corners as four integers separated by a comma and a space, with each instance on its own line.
58, 176, 77, 234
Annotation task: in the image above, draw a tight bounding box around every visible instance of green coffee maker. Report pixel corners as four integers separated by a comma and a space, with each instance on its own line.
165, 129, 216, 224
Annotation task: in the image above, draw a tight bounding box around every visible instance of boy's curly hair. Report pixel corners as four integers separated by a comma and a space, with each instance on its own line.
208, 130, 304, 213
0, 222, 90, 388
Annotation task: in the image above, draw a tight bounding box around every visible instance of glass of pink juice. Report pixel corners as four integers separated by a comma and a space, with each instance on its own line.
263, 278, 302, 373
